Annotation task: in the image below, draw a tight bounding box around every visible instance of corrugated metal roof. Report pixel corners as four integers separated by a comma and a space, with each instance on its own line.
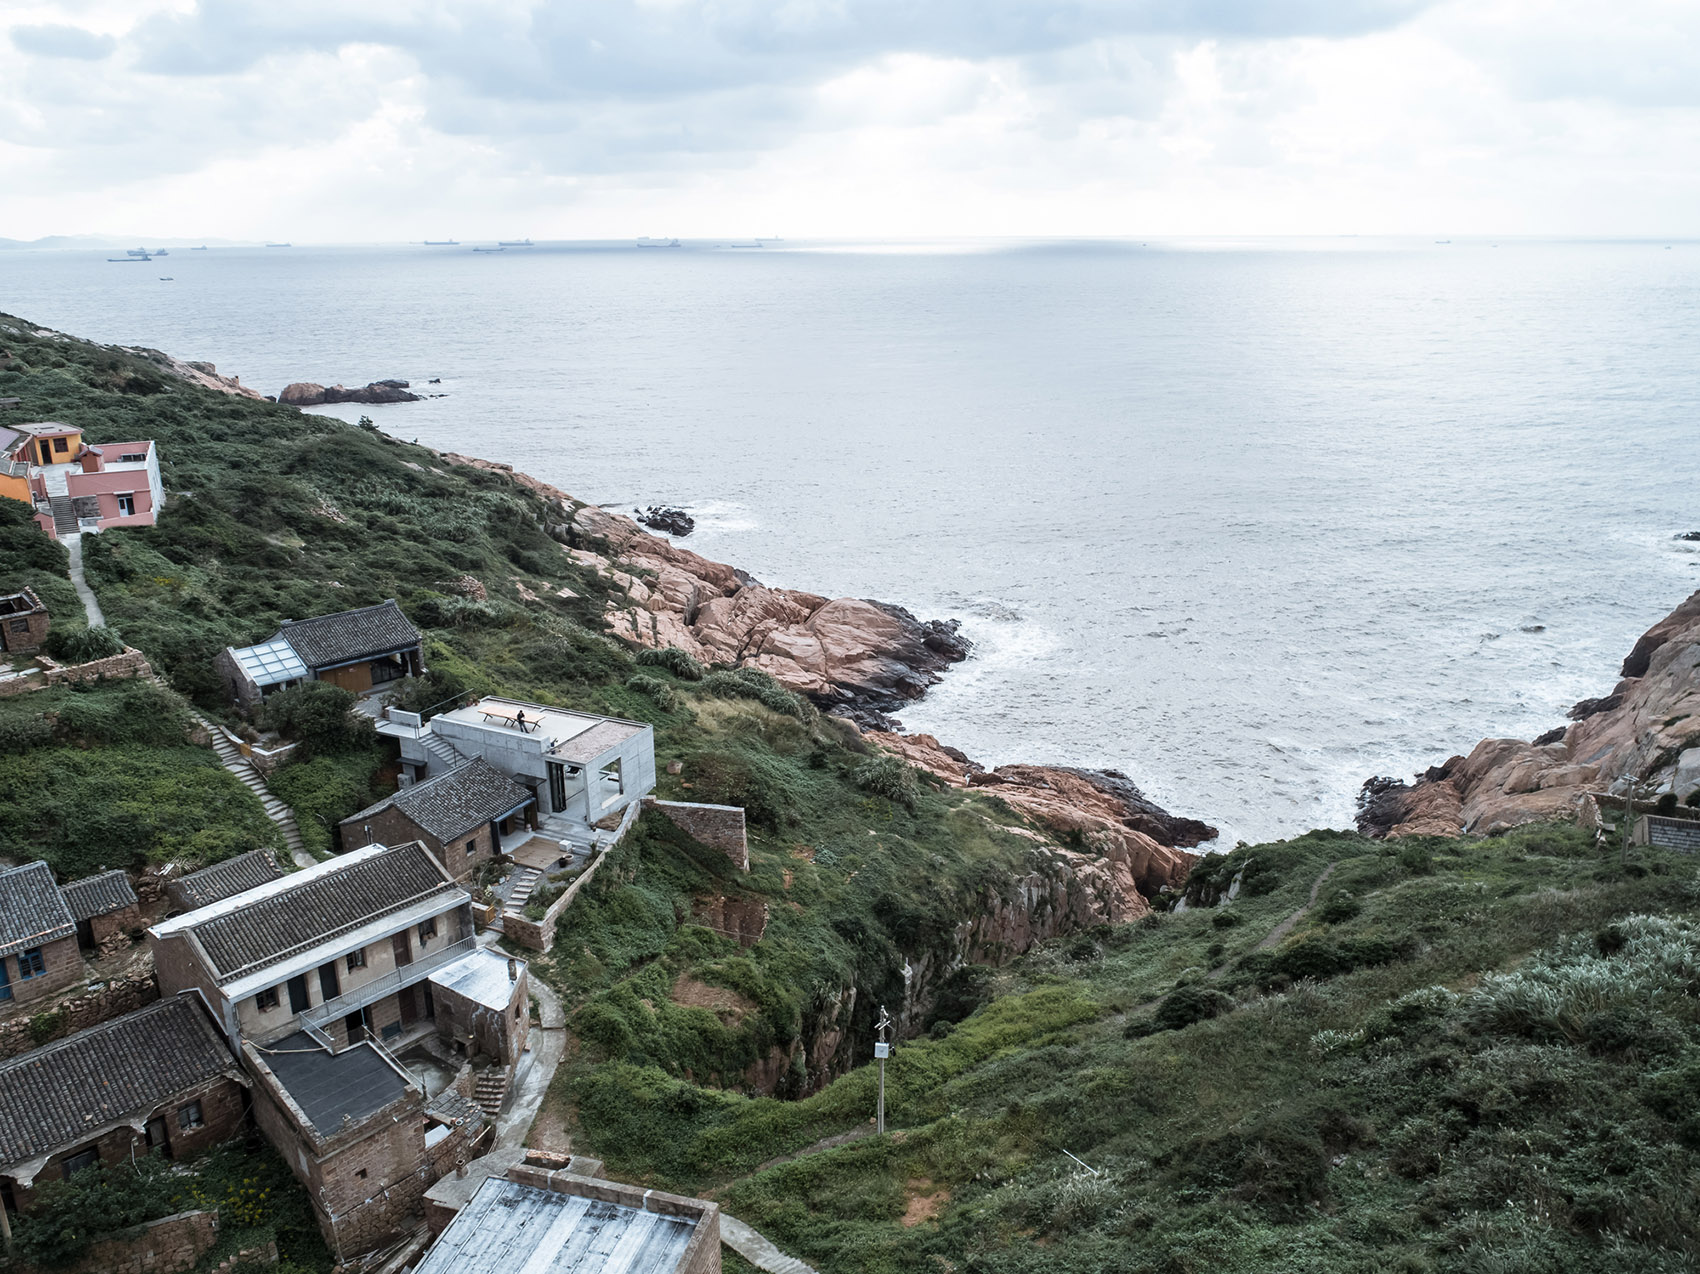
415, 1178, 699, 1274
60, 870, 137, 922
0, 862, 75, 959
228, 637, 309, 688
0, 997, 238, 1171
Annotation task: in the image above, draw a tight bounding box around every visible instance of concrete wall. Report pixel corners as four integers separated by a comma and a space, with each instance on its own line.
644, 799, 749, 870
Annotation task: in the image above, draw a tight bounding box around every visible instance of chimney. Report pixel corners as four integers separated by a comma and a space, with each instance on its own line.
507, 957, 518, 983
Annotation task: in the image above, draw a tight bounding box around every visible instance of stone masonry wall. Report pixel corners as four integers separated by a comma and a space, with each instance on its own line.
0, 965, 156, 1060
644, 798, 748, 870
9, 1209, 222, 1274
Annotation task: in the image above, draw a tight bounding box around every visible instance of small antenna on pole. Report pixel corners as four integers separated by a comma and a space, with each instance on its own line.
874, 1005, 893, 1134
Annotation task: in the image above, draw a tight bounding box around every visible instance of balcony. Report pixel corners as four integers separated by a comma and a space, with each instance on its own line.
298, 935, 475, 1033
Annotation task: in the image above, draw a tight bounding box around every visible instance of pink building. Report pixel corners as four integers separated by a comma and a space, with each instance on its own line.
0, 424, 165, 539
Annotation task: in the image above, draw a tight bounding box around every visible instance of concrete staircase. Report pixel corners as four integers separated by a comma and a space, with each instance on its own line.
47, 496, 79, 537
720, 1216, 820, 1274
472, 1066, 512, 1118
195, 712, 312, 868
421, 729, 465, 776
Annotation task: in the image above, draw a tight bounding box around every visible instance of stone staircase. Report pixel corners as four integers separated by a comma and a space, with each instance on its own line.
194, 712, 312, 868
472, 1065, 512, 1118
505, 866, 542, 913
47, 495, 79, 537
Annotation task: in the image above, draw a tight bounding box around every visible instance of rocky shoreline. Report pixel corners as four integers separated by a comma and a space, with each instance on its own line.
1358, 588, 1700, 838
437, 451, 1217, 869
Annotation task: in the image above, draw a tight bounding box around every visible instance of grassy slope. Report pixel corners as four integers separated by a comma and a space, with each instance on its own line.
6, 315, 1697, 1273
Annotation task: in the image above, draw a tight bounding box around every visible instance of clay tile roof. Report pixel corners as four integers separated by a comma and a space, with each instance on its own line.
349, 759, 533, 843
0, 997, 237, 1172
0, 862, 75, 959
60, 870, 136, 922
171, 850, 284, 911
277, 599, 419, 670
184, 844, 458, 981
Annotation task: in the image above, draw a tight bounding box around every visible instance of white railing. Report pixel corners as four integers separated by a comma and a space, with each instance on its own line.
299, 935, 475, 1029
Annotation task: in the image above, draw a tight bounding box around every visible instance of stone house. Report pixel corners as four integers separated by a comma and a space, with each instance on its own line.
339, 758, 536, 881
147, 842, 511, 1260
165, 849, 285, 915
425, 947, 530, 1070
217, 599, 424, 709
0, 995, 248, 1215
0, 862, 82, 1015
60, 869, 141, 956
148, 841, 475, 1053
0, 587, 48, 654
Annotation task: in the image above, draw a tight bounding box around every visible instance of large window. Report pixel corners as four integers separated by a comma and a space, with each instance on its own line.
418, 916, 437, 944
52, 437, 68, 453
177, 1101, 204, 1132
346, 947, 367, 972
62, 1148, 98, 1179
255, 986, 279, 1012
18, 948, 46, 979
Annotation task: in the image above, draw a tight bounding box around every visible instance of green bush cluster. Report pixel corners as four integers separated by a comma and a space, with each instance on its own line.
42, 624, 125, 663
701, 666, 810, 719
626, 673, 680, 711
257, 681, 374, 758
635, 646, 706, 680
852, 755, 920, 810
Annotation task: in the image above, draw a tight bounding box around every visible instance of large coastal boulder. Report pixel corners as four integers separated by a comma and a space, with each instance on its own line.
279, 379, 421, 406
1360, 589, 1700, 837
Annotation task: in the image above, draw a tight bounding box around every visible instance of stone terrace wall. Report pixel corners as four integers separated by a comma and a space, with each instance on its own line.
644, 798, 748, 871
0, 967, 158, 1060
0, 647, 154, 698
20, 1209, 222, 1274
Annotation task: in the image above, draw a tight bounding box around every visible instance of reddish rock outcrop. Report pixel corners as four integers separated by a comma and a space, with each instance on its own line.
1360, 590, 1700, 838
279, 379, 421, 406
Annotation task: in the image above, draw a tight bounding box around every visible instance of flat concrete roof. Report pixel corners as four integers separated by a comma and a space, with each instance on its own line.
437, 697, 647, 760
257, 1033, 414, 1136
429, 947, 521, 1012
415, 1177, 698, 1274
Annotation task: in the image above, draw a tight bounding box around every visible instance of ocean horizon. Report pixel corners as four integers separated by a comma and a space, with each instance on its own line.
4, 235, 1696, 844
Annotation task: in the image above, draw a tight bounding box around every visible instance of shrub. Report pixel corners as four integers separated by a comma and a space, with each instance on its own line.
852, 755, 920, 809
627, 673, 680, 711
0, 713, 53, 754
259, 681, 373, 757
701, 667, 809, 720
1135, 985, 1236, 1036
1315, 889, 1361, 924
44, 624, 125, 663
635, 646, 705, 680
1398, 844, 1435, 876
687, 750, 800, 829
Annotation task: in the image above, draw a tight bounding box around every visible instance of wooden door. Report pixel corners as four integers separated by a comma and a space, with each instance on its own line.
392, 930, 412, 966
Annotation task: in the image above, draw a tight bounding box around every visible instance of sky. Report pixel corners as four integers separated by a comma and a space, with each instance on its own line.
2, 0, 1697, 241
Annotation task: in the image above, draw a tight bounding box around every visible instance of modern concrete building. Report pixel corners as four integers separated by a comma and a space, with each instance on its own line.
378, 696, 655, 850
217, 599, 425, 708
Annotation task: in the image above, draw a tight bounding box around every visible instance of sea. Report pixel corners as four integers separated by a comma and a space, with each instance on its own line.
3, 238, 1697, 846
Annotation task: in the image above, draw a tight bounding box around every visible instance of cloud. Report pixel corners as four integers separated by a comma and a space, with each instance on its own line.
9, 23, 117, 59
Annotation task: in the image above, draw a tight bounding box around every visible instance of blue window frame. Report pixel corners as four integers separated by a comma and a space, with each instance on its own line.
18, 948, 46, 980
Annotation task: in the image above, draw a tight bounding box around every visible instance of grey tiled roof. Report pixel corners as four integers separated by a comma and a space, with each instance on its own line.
60, 870, 137, 922
277, 599, 420, 670
171, 850, 283, 911
0, 997, 238, 1171
0, 862, 75, 959
184, 843, 459, 981
348, 759, 533, 843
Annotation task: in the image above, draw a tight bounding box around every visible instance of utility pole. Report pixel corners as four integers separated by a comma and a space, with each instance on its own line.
874, 1005, 893, 1135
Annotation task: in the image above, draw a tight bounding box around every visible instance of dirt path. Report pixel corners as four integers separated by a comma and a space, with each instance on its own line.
1252, 861, 1339, 952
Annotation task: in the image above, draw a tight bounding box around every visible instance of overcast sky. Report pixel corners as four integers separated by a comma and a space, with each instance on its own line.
3, 0, 1697, 241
